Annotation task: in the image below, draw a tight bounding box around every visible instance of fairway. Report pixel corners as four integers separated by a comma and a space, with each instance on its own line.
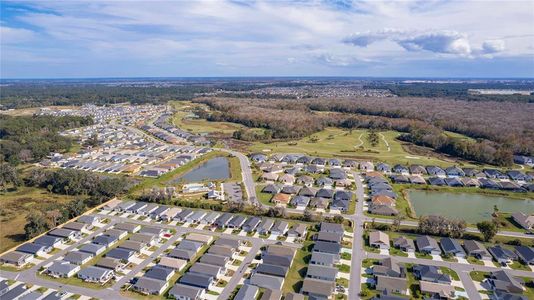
170, 101, 244, 134
248, 127, 478, 167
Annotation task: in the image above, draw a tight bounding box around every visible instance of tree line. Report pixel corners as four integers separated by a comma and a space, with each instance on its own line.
196, 97, 533, 166
0, 115, 93, 165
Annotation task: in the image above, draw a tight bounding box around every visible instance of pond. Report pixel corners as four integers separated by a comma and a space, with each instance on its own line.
407, 190, 534, 222
173, 157, 230, 183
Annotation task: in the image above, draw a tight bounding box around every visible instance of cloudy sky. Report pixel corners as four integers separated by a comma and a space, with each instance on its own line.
2, 0, 534, 78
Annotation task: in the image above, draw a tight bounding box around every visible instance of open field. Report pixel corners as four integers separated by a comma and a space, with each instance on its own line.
170, 101, 244, 135
0, 187, 79, 253
0, 106, 80, 116
247, 127, 483, 168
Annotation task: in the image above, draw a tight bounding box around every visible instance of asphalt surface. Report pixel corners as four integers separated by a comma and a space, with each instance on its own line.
348, 171, 365, 299
218, 241, 262, 300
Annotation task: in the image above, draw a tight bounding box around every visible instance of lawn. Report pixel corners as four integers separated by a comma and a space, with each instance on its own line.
170, 101, 244, 135
282, 241, 312, 294
255, 185, 275, 207
439, 267, 460, 280
247, 127, 481, 168
0, 186, 80, 253
469, 271, 490, 282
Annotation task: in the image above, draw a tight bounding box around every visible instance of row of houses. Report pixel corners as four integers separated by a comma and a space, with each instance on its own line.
166, 236, 241, 299
369, 230, 534, 266
262, 184, 353, 211
0, 216, 102, 267
108, 200, 305, 238
300, 222, 346, 299
153, 113, 211, 146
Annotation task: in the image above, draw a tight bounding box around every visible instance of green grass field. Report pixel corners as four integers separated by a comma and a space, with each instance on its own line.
0, 187, 80, 253
247, 127, 482, 168
170, 101, 244, 134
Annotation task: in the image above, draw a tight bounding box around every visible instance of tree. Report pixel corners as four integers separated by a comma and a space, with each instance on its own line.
0, 163, 20, 191
367, 130, 380, 147
24, 212, 49, 239
477, 221, 498, 242
84, 133, 99, 147
392, 215, 404, 232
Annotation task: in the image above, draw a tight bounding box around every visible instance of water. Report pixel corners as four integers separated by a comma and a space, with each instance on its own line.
407, 190, 534, 222
175, 157, 230, 183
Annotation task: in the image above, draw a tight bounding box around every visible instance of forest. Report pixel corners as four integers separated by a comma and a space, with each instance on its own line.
0, 114, 93, 165
196, 97, 534, 166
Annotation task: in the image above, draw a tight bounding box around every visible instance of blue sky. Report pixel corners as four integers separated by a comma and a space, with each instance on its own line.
1, 0, 534, 78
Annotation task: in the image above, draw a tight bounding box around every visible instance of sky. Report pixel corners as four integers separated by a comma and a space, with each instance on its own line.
1, 0, 534, 78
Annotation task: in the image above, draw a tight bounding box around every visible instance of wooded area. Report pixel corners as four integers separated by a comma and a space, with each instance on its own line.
196, 97, 534, 166
0, 115, 93, 165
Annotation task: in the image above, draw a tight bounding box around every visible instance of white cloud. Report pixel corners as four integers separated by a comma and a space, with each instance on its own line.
0, 26, 36, 44
481, 39, 506, 54
343, 29, 508, 57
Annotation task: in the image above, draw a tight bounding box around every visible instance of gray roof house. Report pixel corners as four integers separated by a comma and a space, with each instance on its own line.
129, 233, 157, 245
415, 236, 441, 255
0, 251, 33, 266
133, 276, 169, 295
174, 209, 194, 222
92, 235, 118, 248
301, 278, 335, 298
79, 243, 106, 256
185, 211, 207, 224
169, 249, 196, 261
306, 264, 338, 282
310, 252, 337, 266
287, 224, 308, 238
16, 243, 50, 256
372, 258, 405, 278
77, 266, 114, 283
249, 273, 284, 290
214, 213, 234, 228
189, 263, 224, 279
145, 265, 175, 281
262, 254, 293, 267
176, 240, 203, 253
215, 238, 241, 249
104, 229, 128, 240
234, 284, 259, 300
256, 263, 289, 277
169, 283, 204, 300
139, 226, 165, 237
34, 235, 63, 248
200, 212, 221, 225
199, 253, 229, 267
179, 273, 214, 289
463, 240, 491, 260
514, 246, 534, 265
257, 219, 274, 235
64, 251, 93, 265
271, 220, 289, 235
489, 245, 518, 265
242, 217, 262, 232
228, 215, 247, 229
320, 222, 344, 234
393, 237, 415, 253
95, 257, 124, 271
440, 238, 466, 258
114, 222, 141, 233
412, 265, 451, 284
47, 261, 80, 278
105, 248, 136, 262
313, 241, 341, 255
48, 228, 80, 240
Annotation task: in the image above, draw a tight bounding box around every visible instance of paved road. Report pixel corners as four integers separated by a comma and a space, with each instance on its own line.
216, 148, 258, 206
218, 241, 262, 300
348, 171, 365, 298
458, 270, 482, 300
112, 232, 182, 290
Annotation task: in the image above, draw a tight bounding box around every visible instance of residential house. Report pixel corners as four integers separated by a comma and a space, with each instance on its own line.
48, 228, 81, 240
199, 254, 229, 268
158, 257, 187, 272
298, 186, 318, 197
376, 163, 391, 173
228, 215, 247, 229
16, 243, 50, 257
133, 276, 169, 295
369, 231, 390, 249
179, 273, 214, 289
419, 281, 456, 299
306, 264, 338, 282
92, 235, 119, 248
511, 212, 534, 230
255, 264, 289, 277
79, 243, 106, 256
463, 240, 491, 260
369, 204, 399, 216
77, 266, 114, 283
106, 248, 136, 263
487, 271, 525, 294
95, 257, 124, 272
271, 220, 289, 236
393, 237, 415, 253
114, 222, 141, 233
514, 246, 534, 265
320, 222, 344, 234
375, 275, 408, 295
445, 166, 465, 177
257, 219, 274, 235
47, 261, 80, 278
440, 238, 466, 258
309, 252, 336, 266
263, 184, 283, 194
64, 251, 93, 265
0, 251, 32, 266
296, 175, 314, 187
426, 166, 446, 177
34, 235, 63, 248
291, 196, 311, 210
145, 265, 175, 281
249, 273, 284, 290
234, 284, 259, 300
287, 224, 308, 238
489, 245, 518, 265
168, 283, 205, 300
214, 213, 234, 228
281, 185, 301, 195
189, 263, 224, 279
316, 232, 343, 244
415, 236, 441, 255
301, 278, 334, 299
373, 258, 405, 278
413, 265, 451, 284
242, 217, 262, 232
